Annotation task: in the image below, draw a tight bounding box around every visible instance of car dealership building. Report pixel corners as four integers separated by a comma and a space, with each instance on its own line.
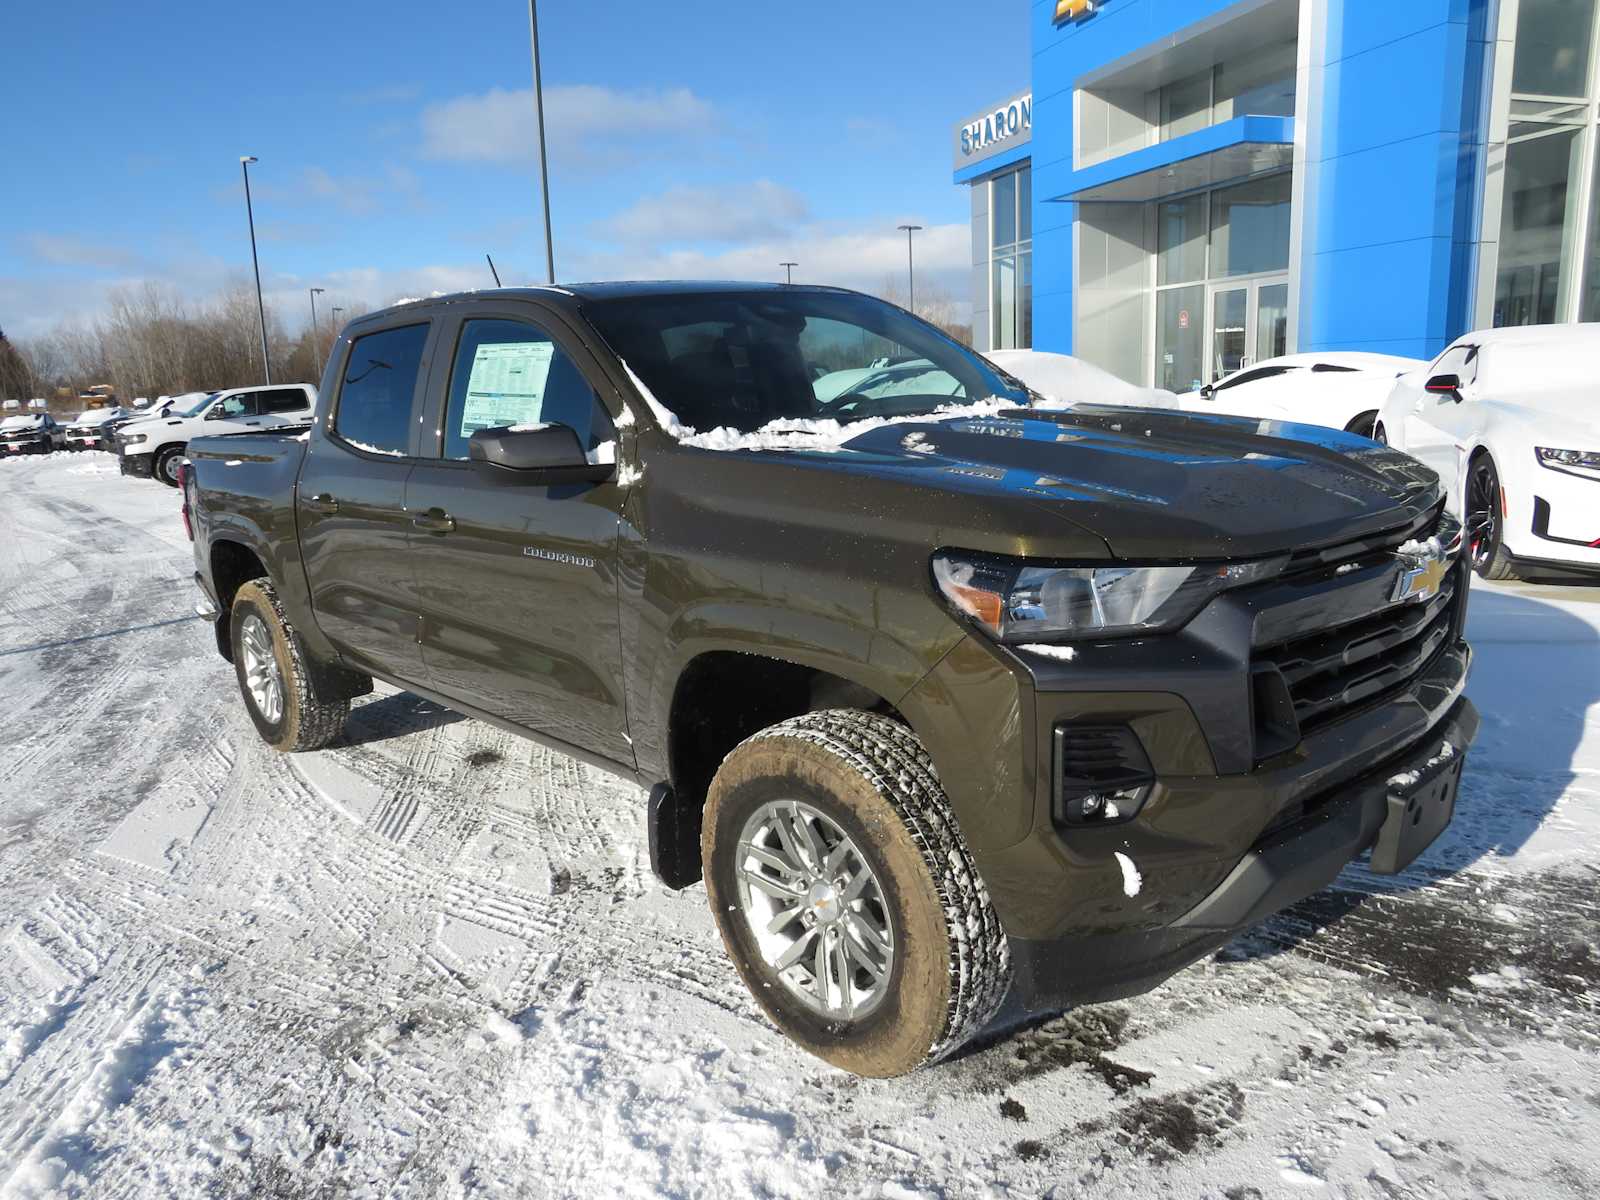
955, 0, 1600, 390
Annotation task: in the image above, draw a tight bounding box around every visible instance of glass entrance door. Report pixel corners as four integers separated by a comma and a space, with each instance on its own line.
1210, 287, 1249, 381
1204, 275, 1289, 383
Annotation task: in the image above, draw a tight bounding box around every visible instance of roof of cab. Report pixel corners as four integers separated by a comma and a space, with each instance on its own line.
347, 281, 859, 328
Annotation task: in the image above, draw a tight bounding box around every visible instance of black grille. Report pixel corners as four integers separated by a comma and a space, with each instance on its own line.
1254, 568, 1459, 739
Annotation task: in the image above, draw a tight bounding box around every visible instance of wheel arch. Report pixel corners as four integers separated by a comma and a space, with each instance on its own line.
650, 647, 910, 889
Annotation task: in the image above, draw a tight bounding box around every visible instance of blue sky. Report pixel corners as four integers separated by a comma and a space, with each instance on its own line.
0, 1, 1027, 340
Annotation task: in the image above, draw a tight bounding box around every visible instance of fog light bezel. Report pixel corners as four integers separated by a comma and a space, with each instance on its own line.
1052, 723, 1156, 829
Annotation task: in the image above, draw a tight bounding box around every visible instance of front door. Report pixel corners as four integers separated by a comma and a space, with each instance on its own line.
404, 311, 630, 764
1205, 276, 1290, 384
296, 320, 434, 680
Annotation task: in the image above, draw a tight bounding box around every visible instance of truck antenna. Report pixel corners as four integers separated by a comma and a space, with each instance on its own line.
486, 254, 503, 287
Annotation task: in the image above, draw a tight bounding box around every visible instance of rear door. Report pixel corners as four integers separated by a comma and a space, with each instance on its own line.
403, 305, 630, 763
257, 386, 316, 427
296, 320, 435, 681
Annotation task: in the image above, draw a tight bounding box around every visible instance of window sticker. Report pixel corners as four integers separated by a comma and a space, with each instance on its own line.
459, 341, 556, 437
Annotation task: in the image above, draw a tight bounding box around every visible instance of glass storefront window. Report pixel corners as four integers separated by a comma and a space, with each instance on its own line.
1156, 286, 1205, 393
1210, 173, 1292, 277
1585, 148, 1600, 320
1511, 0, 1597, 99
1257, 282, 1290, 362
1157, 194, 1208, 284
1160, 70, 1213, 141
993, 172, 1018, 250
990, 166, 1031, 348
1494, 126, 1584, 326
1214, 41, 1297, 120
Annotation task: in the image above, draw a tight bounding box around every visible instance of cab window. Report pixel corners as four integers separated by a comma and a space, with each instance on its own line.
260, 388, 310, 414
442, 318, 608, 461
334, 323, 430, 456
214, 392, 259, 419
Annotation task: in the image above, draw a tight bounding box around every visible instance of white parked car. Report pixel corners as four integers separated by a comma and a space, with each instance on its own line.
1183, 352, 1424, 438
117, 384, 316, 486
983, 349, 1179, 409
1375, 324, 1600, 582
63, 407, 127, 451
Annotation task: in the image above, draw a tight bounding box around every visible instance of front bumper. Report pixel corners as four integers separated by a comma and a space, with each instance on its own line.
1009, 693, 1477, 1007
1, 437, 50, 454
119, 448, 154, 478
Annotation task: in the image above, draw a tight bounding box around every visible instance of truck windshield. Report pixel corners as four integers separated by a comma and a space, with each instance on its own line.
581, 290, 1028, 434
176, 393, 218, 418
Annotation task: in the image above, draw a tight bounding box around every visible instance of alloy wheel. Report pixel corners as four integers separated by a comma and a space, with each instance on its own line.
239, 613, 284, 725
1465, 460, 1498, 572
734, 799, 895, 1020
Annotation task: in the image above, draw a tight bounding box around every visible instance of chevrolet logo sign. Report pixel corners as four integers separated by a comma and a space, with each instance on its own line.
1055, 0, 1099, 21
1391, 547, 1450, 604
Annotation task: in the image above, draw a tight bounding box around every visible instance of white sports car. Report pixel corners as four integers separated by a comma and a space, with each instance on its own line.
983, 349, 1178, 409
1375, 324, 1600, 583
1184, 352, 1424, 438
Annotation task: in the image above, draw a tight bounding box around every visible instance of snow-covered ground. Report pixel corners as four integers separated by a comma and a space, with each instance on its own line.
1, 451, 1597, 1199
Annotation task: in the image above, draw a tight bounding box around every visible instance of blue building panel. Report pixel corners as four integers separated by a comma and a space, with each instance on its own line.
960, 0, 1498, 377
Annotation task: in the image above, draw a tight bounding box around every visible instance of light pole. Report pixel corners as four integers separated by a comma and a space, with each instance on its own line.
308, 287, 325, 375
896, 224, 923, 314
528, 0, 556, 283
780, 261, 798, 284
240, 156, 271, 383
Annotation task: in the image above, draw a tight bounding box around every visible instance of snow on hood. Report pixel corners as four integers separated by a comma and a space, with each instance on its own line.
0, 415, 43, 430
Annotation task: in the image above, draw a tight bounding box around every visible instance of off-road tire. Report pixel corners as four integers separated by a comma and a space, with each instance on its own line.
154, 443, 187, 487
229, 578, 350, 751
702, 709, 1010, 1076
1373, 421, 1389, 445
1466, 453, 1519, 581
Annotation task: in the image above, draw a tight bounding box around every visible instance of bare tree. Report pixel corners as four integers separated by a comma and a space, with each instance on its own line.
875, 275, 972, 346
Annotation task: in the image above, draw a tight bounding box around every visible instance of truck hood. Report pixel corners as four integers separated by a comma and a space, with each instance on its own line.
800, 405, 1443, 559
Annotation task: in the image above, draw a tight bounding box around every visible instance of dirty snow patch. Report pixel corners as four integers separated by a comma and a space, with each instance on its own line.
1114, 851, 1142, 897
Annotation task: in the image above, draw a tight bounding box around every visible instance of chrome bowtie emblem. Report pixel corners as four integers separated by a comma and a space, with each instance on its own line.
1392, 543, 1449, 604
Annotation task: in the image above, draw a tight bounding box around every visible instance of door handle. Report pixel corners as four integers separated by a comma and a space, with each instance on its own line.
412, 510, 456, 534
303, 493, 340, 514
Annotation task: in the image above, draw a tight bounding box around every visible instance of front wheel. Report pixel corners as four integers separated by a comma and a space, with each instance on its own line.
1465, 454, 1518, 581
1372, 422, 1389, 445
229, 578, 350, 750
154, 443, 187, 487
1344, 410, 1379, 439
702, 710, 1010, 1077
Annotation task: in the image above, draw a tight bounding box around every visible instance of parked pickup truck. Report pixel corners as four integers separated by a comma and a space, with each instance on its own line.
118, 384, 315, 485
185, 283, 1479, 1076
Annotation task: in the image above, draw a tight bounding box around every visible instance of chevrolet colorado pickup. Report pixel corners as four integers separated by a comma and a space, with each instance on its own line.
184, 284, 1478, 1076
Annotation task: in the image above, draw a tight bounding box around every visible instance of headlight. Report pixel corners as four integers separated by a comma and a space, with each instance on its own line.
1535, 446, 1600, 472
123, 433, 147, 446
932, 550, 1286, 642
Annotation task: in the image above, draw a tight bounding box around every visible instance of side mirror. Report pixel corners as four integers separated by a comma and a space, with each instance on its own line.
204, 406, 228, 420
1424, 373, 1461, 396
468, 424, 614, 485
1199, 383, 1215, 399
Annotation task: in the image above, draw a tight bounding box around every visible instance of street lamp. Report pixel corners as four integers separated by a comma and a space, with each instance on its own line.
896, 224, 923, 314
239, 156, 272, 384
780, 262, 798, 284
308, 287, 325, 376
528, 0, 556, 284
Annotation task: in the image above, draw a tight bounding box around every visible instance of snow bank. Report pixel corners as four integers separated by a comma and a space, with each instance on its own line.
985, 349, 1179, 410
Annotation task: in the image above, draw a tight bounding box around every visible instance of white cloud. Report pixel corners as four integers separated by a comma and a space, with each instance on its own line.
419, 84, 714, 165
600, 180, 809, 246
19, 234, 143, 272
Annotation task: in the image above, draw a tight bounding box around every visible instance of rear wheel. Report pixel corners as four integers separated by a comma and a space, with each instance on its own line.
702, 710, 1010, 1077
154, 443, 187, 487
1465, 453, 1518, 581
229, 578, 350, 750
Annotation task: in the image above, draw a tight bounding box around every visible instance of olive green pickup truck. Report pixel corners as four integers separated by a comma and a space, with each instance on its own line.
185, 283, 1478, 1076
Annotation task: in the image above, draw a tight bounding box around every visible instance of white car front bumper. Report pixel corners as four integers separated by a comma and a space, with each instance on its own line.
1505, 461, 1600, 576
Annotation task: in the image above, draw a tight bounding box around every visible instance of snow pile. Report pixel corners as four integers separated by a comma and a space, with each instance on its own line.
985, 349, 1179, 410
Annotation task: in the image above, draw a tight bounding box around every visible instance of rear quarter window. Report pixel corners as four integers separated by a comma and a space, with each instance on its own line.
333, 324, 429, 456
